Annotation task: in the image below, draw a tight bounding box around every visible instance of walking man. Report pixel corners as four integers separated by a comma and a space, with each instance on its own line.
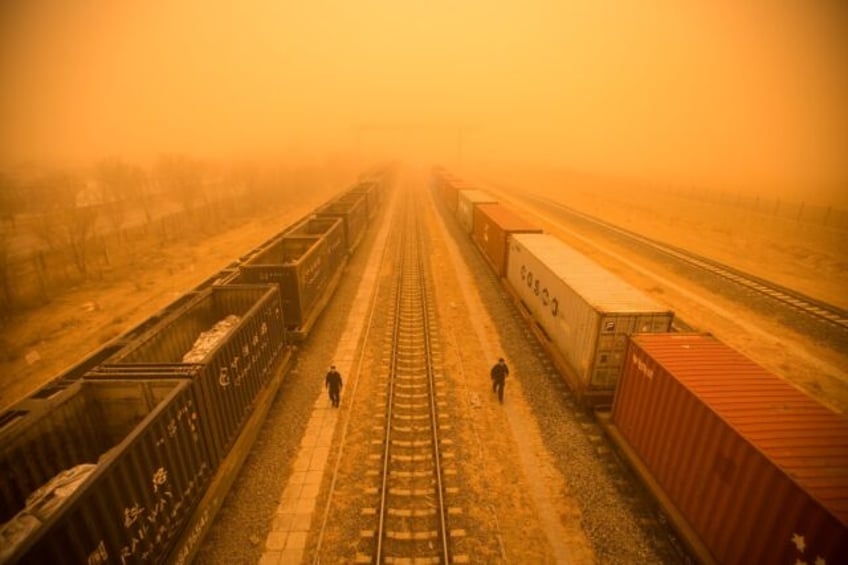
490, 357, 509, 404
325, 364, 343, 407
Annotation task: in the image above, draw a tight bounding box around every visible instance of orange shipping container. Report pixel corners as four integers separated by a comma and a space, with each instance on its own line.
611, 333, 848, 564
471, 203, 542, 276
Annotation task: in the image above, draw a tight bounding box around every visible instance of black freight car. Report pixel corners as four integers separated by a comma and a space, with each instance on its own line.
0, 378, 211, 564
238, 232, 335, 337
346, 181, 381, 220
86, 285, 289, 466
315, 191, 369, 254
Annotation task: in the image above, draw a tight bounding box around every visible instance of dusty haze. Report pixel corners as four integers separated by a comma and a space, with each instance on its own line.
1, 0, 846, 203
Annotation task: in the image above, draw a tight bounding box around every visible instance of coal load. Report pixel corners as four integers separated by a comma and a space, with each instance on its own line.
182, 315, 241, 363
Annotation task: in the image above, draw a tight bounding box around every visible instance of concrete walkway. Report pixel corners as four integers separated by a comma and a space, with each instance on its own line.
259, 197, 396, 565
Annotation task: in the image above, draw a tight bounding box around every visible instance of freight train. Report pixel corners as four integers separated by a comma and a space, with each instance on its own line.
0, 166, 395, 564
431, 167, 848, 564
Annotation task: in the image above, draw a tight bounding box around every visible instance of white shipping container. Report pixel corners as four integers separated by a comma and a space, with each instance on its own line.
456, 189, 497, 233
506, 233, 673, 401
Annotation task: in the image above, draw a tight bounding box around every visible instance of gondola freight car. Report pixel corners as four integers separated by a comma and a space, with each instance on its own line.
0, 378, 211, 564
315, 191, 369, 254
238, 227, 341, 337
86, 284, 289, 466
346, 181, 382, 220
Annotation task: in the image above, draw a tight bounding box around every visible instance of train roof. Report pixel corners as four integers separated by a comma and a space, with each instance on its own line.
630, 332, 848, 525
511, 232, 670, 313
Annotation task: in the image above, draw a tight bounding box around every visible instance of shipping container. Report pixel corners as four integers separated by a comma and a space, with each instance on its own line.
506, 233, 673, 404
611, 333, 848, 564
0, 378, 211, 564
456, 189, 498, 233
471, 203, 542, 276
439, 177, 472, 213
315, 192, 369, 254
87, 285, 287, 464
239, 235, 330, 331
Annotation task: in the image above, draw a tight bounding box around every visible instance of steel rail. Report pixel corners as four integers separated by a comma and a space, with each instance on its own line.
525, 193, 848, 333
374, 196, 451, 564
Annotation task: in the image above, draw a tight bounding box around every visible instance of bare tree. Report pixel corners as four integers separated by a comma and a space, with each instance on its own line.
31, 172, 98, 279
131, 166, 154, 225
0, 174, 17, 312
156, 154, 202, 216
95, 157, 131, 241
0, 223, 11, 315
0, 173, 18, 229
63, 199, 98, 278
29, 173, 74, 252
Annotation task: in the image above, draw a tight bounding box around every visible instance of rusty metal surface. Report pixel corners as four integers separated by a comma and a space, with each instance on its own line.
316, 193, 369, 253
91, 285, 287, 463
455, 189, 497, 233
471, 203, 541, 276
1, 379, 212, 564
612, 333, 848, 563
239, 235, 328, 328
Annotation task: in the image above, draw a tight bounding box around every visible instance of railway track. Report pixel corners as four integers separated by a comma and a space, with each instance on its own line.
524, 193, 848, 334
314, 190, 466, 564
365, 193, 459, 564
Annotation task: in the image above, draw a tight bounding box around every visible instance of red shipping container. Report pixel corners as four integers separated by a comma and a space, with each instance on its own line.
471, 203, 542, 276
612, 333, 848, 564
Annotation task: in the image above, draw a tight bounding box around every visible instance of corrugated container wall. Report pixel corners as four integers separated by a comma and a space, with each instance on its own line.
471, 203, 542, 276
286, 216, 347, 297
240, 236, 328, 329
440, 177, 473, 213
506, 233, 673, 403
90, 285, 287, 464
456, 189, 497, 233
315, 193, 369, 254
1, 379, 211, 564
612, 333, 848, 564
346, 181, 380, 220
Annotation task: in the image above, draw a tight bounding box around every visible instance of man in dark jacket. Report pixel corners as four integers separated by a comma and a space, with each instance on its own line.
325, 365, 343, 407
490, 358, 509, 404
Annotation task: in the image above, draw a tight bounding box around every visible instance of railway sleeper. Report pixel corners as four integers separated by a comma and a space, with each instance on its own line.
391, 454, 433, 462
391, 439, 434, 448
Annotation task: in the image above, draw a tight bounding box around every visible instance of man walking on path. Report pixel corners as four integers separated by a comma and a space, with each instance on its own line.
490, 358, 509, 404
325, 365, 343, 407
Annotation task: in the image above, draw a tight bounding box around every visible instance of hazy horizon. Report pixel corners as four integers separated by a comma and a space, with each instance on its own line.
2, 0, 846, 203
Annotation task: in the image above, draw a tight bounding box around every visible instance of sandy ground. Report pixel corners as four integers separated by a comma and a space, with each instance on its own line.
0, 187, 338, 412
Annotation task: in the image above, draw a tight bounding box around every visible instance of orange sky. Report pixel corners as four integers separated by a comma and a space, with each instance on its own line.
1, 0, 846, 200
